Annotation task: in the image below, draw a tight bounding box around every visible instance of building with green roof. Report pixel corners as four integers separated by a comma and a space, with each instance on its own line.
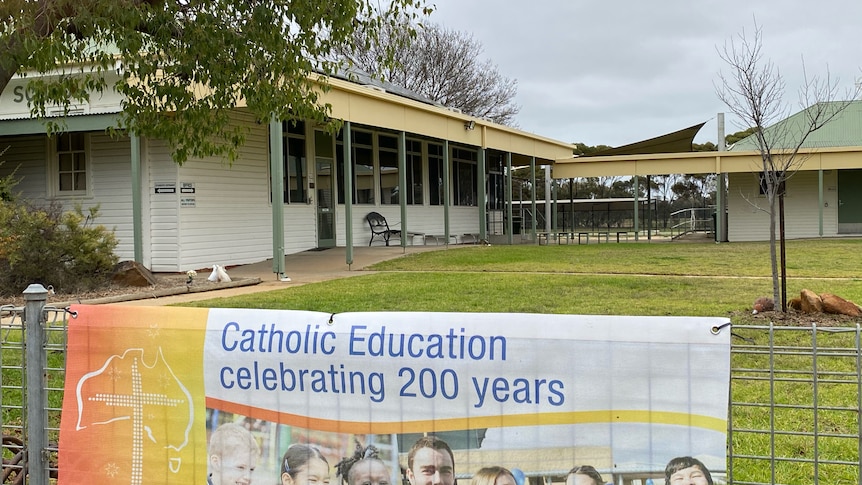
555, 102, 862, 241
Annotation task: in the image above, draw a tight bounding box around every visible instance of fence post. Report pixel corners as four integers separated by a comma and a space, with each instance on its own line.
23, 284, 48, 485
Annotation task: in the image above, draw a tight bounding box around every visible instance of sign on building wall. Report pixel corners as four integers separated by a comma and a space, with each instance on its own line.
58, 306, 730, 485
0, 71, 125, 120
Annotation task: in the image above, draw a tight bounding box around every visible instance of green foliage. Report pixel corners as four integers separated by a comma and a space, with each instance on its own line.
726, 127, 758, 146
572, 142, 614, 156
692, 140, 717, 151
0, 200, 119, 295
0, 147, 21, 202
1, 0, 431, 164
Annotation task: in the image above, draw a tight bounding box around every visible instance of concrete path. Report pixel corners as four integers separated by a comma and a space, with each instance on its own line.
113, 245, 445, 306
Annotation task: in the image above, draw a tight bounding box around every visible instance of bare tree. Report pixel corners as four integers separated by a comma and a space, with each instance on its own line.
338, 20, 520, 126
715, 22, 860, 310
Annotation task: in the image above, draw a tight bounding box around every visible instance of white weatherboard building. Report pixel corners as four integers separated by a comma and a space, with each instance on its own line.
0, 70, 574, 273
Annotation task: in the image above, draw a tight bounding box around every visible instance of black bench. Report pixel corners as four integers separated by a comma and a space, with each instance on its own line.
365, 212, 423, 246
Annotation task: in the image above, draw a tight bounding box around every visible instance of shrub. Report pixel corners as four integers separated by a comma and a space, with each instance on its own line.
0, 201, 119, 296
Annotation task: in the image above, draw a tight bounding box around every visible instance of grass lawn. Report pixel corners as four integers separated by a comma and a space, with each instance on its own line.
178, 239, 862, 484
183, 239, 862, 316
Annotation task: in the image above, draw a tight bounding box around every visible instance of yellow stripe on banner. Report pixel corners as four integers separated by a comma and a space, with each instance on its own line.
206, 399, 726, 434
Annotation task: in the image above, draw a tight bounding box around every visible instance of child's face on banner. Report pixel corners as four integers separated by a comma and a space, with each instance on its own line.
669, 465, 710, 485
284, 457, 331, 485
350, 459, 391, 485
215, 448, 258, 485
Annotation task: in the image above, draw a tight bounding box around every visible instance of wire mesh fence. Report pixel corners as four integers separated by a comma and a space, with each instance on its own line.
2, 290, 861, 484
729, 323, 862, 485
1, 288, 65, 485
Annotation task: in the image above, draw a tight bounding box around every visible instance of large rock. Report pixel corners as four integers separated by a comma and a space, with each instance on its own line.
799, 289, 823, 314
112, 260, 157, 287
788, 297, 802, 312
820, 293, 862, 317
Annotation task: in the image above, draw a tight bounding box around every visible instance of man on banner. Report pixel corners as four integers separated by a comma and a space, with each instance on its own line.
405, 436, 456, 485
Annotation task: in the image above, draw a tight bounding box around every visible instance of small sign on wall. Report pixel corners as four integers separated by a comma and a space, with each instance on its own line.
154, 182, 176, 194
181, 197, 196, 208
181, 182, 196, 194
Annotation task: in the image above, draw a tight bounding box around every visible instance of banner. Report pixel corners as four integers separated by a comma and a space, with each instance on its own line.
59, 305, 730, 485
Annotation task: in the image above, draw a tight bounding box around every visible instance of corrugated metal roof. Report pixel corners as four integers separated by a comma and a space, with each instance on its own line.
730, 100, 862, 150
328, 65, 441, 107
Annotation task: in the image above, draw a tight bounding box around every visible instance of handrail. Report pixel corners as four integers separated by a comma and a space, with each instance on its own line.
670, 207, 715, 240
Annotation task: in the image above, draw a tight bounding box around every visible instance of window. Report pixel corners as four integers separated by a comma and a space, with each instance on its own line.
56, 132, 87, 194
758, 172, 786, 197
428, 143, 444, 205
406, 139, 423, 205
378, 134, 399, 204
283, 120, 306, 203
336, 129, 375, 204
487, 152, 505, 210
453, 147, 478, 206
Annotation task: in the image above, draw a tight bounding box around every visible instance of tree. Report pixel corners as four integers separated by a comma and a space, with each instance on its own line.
337, 19, 520, 125
715, 22, 860, 310
725, 127, 758, 147
0, 0, 431, 164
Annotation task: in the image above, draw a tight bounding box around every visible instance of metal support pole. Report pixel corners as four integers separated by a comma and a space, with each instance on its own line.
530, 157, 537, 242
717, 113, 726, 244
130, 134, 143, 263
818, 169, 824, 237
399, 131, 408, 249
633, 175, 639, 240
443, 141, 451, 244
343, 122, 354, 266
506, 152, 513, 244
24, 284, 49, 485
478, 148, 487, 241
544, 166, 551, 234
269, 116, 287, 279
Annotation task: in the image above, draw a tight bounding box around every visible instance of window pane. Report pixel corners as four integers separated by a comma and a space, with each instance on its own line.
428, 143, 444, 206
453, 148, 478, 207
287, 137, 306, 203
59, 153, 73, 172
378, 134, 398, 150
57, 134, 70, 152
379, 149, 399, 204
354, 146, 374, 204
354, 130, 372, 146
71, 132, 85, 151
315, 130, 333, 158
74, 152, 86, 171
285, 119, 305, 136
336, 140, 345, 204
59, 173, 73, 191
75, 172, 87, 190
407, 151, 423, 205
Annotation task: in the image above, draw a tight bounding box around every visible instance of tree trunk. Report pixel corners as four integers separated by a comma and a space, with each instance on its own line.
769, 192, 780, 309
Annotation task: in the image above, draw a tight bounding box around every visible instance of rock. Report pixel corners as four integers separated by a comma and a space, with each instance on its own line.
788, 297, 802, 311
820, 293, 862, 317
111, 260, 157, 287
752, 296, 774, 314
799, 289, 823, 314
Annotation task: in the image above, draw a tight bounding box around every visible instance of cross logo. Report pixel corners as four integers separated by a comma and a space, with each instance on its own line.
75, 348, 194, 484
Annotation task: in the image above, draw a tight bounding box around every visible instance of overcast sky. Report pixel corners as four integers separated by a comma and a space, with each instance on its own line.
427, 0, 861, 147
